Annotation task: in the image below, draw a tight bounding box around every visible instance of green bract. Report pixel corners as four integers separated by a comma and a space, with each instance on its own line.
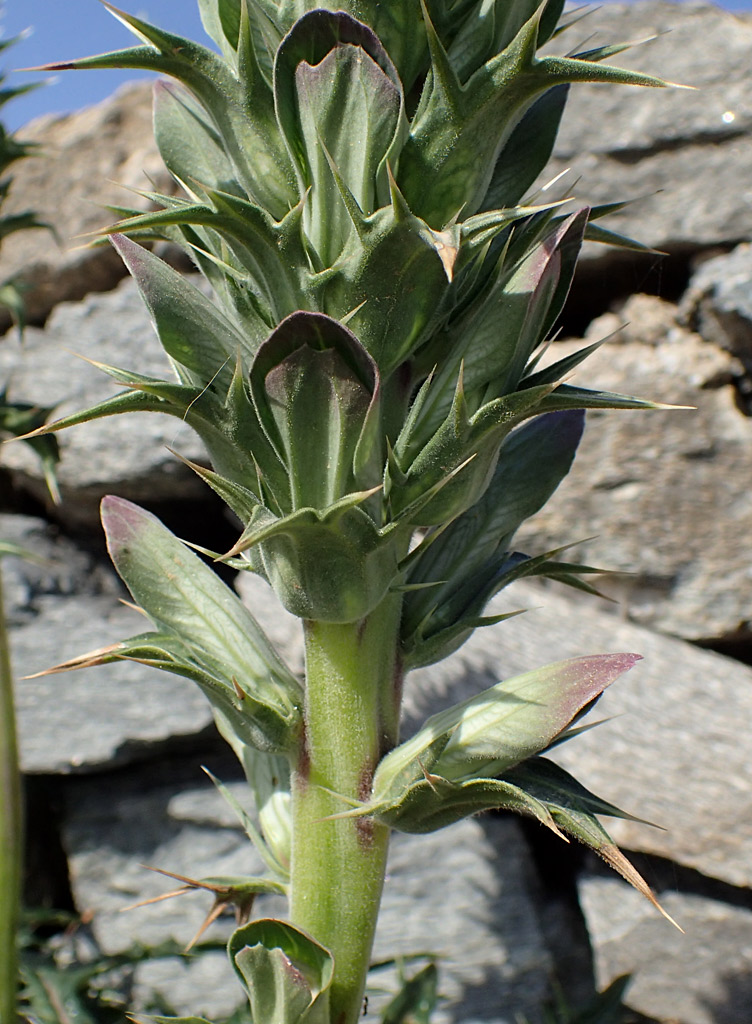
33, 1, 682, 1020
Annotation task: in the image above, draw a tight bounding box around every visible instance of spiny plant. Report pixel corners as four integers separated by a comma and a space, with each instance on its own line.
30, 1, 680, 1020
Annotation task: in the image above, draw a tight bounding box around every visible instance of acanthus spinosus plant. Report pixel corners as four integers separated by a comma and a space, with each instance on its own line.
32, 1, 681, 1020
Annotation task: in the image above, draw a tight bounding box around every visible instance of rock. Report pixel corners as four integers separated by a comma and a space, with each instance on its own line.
0, 276, 207, 521
680, 242, 752, 375
61, 761, 558, 1022
546, 2, 752, 257
0, 81, 171, 331
12, 592, 215, 773
0, 513, 117, 627
579, 874, 752, 1024
518, 298, 752, 643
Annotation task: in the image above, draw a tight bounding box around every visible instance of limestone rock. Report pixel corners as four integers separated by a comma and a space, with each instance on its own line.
0, 81, 169, 331
680, 242, 752, 375
546, 2, 752, 256
518, 298, 752, 643
0, 276, 207, 521
13, 593, 214, 773
579, 875, 752, 1024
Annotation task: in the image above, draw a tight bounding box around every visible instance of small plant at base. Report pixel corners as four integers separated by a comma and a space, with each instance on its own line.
29, 2, 682, 1021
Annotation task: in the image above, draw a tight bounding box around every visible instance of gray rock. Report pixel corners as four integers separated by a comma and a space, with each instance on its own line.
13, 593, 214, 773
0, 513, 116, 627
62, 765, 557, 1022
0, 81, 173, 332
544, 2, 752, 255
680, 242, 752, 372
0, 276, 207, 520
518, 299, 752, 643
579, 875, 752, 1024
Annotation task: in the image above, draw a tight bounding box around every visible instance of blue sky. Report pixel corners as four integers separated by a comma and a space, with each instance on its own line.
2, 0, 752, 131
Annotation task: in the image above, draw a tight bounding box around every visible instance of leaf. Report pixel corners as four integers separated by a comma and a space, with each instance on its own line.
501, 758, 681, 929
380, 962, 438, 1023
402, 410, 584, 662
228, 919, 333, 1024
365, 654, 641, 815
101, 497, 302, 748
111, 234, 258, 378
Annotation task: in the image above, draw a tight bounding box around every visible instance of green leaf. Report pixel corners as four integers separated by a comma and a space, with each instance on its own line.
358, 654, 641, 826
229, 919, 333, 1024
101, 496, 302, 750
401, 409, 584, 661
398, 3, 671, 227
501, 758, 679, 927
62, 1, 296, 217
111, 234, 258, 379
153, 78, 242, 198
380, 962, 438, 1024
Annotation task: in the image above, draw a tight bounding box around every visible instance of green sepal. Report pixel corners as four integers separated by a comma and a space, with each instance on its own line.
228, 919, 333, 1024
344, 653, 641, 824
398, 2, 671, 227
100, 496, 302, 753
226, 499, 403, 623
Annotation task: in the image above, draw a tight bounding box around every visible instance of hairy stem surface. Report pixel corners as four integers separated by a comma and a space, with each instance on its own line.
0, 564, 21, 1021
291, 594, 404, 1024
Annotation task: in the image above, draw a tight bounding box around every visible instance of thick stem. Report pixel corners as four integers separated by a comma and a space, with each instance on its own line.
290, 594, 403, 1024
0, 564, 21, 1022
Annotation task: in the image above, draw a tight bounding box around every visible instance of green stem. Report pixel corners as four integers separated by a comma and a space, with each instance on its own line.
0, 563, 22, 1022
290, 593, 404, 1024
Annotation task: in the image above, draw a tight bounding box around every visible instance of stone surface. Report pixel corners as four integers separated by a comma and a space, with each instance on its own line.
12, 591, 215, 773
519, 297, 752, 643
545, 2, 752, 256
62, 762, 557, 1023
680, 242, 752, 374
0, 276, 207, 520
0, 81, 171, 331
579, 874, 752, 1024
0, 513, 116, 627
